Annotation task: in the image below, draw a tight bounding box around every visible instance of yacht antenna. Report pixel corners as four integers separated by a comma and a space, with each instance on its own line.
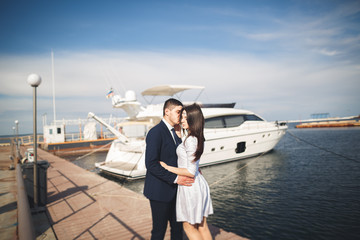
51, 50, 57, 124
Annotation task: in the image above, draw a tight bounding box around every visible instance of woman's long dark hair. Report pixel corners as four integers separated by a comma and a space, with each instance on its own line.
182, 103, 205, 162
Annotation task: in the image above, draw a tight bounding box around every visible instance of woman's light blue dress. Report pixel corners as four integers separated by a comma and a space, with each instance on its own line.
176, 136, 213, 224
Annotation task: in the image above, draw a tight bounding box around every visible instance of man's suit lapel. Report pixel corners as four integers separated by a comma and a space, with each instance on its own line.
160, 120, 174, 145
160, 120, 178, 146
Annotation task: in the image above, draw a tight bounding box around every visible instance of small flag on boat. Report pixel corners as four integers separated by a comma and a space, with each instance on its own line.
106, 89, 114, 98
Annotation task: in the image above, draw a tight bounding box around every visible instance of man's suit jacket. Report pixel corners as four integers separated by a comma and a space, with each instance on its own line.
143, 120, 180, 202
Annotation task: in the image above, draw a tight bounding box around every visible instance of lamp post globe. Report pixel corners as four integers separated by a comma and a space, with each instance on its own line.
27, 74, 42, 87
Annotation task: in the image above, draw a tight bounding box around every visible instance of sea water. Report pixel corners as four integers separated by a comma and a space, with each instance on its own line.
66, 128, 360, 240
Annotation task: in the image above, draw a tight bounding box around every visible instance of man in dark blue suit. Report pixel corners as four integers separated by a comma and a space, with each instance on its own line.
144, 98, 194, 240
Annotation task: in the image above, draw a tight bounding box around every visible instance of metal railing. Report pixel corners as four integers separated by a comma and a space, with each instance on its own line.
12, 132, 116, 145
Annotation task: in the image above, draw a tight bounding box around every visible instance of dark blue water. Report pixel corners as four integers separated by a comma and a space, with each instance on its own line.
206, 128, 360, 240
67, 128, 360, 240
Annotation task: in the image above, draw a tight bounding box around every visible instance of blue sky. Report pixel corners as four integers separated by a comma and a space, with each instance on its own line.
0, 0, 359, 135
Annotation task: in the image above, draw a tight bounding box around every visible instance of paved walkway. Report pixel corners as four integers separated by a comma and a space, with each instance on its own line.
36, 147, 246, 239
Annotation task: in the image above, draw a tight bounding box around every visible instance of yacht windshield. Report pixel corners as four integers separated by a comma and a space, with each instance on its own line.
205, 114, 263, 129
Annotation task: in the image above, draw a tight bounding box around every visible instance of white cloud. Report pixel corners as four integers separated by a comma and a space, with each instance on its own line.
316, 48, 340, 56
0, 50, 359, 134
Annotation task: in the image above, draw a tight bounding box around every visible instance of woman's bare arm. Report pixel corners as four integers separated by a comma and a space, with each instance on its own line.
159, 161, 195, 178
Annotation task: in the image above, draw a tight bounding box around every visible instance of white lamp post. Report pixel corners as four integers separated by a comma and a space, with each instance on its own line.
11, 126, 16, 169
12, 126, 16, 145
14, 120, 19, 159
27, 73, 41, 207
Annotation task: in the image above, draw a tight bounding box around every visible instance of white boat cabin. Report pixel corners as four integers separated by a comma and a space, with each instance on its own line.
43, 124, 65, 143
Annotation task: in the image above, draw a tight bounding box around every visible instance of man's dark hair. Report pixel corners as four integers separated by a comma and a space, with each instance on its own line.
163, 98, 183, 116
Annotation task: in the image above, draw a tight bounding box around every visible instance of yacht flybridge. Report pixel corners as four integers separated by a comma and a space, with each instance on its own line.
91, 85, 287, 179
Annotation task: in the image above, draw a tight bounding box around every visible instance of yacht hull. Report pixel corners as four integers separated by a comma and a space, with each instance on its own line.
95, 123, 287, 179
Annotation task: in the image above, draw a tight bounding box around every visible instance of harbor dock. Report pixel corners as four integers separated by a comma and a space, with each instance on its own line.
295, 120, 360, 128
0, 144, 247, 239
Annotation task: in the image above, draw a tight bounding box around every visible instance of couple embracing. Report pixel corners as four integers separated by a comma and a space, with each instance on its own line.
143, 98, 214, 240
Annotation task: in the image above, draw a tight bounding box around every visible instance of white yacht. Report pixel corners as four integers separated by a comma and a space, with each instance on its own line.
92, 85, 287, 179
